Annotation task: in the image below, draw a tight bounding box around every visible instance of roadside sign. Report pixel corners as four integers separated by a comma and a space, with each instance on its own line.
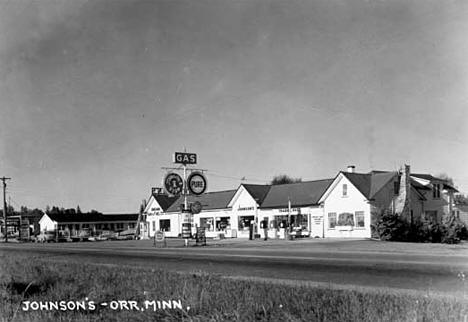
187, 171, 207, 195
155, 230, 165, 242
163, 172, 184, 196
196, 227, 206, 246
190, 201, 202, 214
173, 152, 197, 165
154, 230, 166, 248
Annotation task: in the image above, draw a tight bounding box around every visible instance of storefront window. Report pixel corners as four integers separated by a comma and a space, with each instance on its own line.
200, 217, 214, 231
215, 217, 230, 231
338, 213, 354, 226
274, 215, 289, 229
291, 214, 308, 230
159, 219, 171, 232
238, 216, 254, 231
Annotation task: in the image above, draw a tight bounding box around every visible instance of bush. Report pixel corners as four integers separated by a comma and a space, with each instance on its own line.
442, 220, 467, 244
374, 211, 467, 244
374, 212, 409, 241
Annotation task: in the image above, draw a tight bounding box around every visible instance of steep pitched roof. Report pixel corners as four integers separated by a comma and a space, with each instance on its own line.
411, 173, 458, 192
242, 184, 271, 204
261, 179, 333, 208
342, 171, 397, 199
166, 190, 237, 213
153, 194, 179, 211
46, 213, 138, 223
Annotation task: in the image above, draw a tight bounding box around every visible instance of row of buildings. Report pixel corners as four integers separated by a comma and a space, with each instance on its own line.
34, 165, 465, 240
140, 165, 463, 239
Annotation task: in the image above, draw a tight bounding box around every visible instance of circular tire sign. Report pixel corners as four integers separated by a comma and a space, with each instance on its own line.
190, 201, 203, 214
187, 172, 207, 195
163, 172, 184, 196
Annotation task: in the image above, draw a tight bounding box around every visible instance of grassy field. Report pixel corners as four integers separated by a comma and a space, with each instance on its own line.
0, 253, 467, 322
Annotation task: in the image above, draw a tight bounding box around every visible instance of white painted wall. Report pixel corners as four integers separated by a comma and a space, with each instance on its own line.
322, 175, 371, 238
39, 215, 57, 232
147, 213, 181, 238
229, 186, 259, 238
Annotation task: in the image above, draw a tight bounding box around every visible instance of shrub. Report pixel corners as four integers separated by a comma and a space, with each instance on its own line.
374, 212, 409, 241
374, 211, 467, 244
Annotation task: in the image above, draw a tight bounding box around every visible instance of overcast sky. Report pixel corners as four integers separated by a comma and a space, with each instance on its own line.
1, 0, 467, 213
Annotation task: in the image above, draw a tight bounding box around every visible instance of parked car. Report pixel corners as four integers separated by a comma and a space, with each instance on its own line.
36, 231, 56, 243
116, 229, 136, 240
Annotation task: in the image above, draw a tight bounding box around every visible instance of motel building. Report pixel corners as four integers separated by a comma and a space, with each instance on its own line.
39, 213, 138, 237
143, 165, 458, 239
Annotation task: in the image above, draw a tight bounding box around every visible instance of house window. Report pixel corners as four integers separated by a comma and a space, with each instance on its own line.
238, 216, 254, 231
152, 221, 156, 231
424, 211, 438, 223
159, 219, 171, 232
338, 213, 354, 226
328, 213, 336, 229
433, 184, 441, 199
355, 211, 365, 228
342, 184, 348, 197
200, 217, 214, 231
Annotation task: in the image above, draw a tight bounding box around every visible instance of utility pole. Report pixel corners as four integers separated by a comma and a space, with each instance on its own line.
1, 177, 11, 243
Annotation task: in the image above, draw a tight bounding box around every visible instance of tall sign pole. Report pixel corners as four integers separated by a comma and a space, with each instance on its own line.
1, 177, 11, 242
165, 152, 207, 247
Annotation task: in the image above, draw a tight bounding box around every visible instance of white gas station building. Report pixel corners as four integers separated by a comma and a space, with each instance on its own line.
143, 165, 458, 240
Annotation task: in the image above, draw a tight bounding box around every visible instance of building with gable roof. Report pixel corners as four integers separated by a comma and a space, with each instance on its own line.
141, 188, 179, 238
142, 165, 459, 240
318, 165, 458, 238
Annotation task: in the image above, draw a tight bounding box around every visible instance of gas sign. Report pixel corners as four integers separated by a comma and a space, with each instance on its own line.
173, 152, 197, 165
187, 171, 207, 195
163, 172, 184, 196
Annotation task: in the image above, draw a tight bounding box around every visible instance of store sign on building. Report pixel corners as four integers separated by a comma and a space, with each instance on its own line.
163, 172, 184, 196
173, 152, 197, 165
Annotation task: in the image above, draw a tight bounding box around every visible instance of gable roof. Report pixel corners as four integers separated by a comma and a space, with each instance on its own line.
342, 171, 398, 199
153, 194, 179, 211
261, 179, 333, 208
242, 184, 271, 204
411, 173, 458, 192
166, 190, 237, 213
45, 213, 138, 223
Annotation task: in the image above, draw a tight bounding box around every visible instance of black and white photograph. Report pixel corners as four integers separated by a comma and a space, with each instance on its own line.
1, 0, 467, 321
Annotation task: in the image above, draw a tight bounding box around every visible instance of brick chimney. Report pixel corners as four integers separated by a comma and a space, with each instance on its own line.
394, 165, 411, 219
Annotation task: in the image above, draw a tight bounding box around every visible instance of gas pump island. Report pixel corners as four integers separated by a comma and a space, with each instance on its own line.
162, 152, 207, 246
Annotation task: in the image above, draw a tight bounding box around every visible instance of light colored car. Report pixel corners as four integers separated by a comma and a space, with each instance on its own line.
36, 231, 56, 243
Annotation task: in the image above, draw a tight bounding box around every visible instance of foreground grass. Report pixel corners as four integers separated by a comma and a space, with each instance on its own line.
0, 254, 466, 322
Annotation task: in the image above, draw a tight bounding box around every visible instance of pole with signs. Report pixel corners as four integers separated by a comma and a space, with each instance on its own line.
173, 151, 199, 247
162, 151, 207, 247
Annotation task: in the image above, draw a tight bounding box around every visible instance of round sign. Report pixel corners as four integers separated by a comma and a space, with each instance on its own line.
190, 201, 203, 214
163, 172, 184, 196
187, 172, 207, 195
155, 230, 165, 242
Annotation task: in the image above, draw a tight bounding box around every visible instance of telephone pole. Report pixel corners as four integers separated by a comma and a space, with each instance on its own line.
1, 177, 11, 243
